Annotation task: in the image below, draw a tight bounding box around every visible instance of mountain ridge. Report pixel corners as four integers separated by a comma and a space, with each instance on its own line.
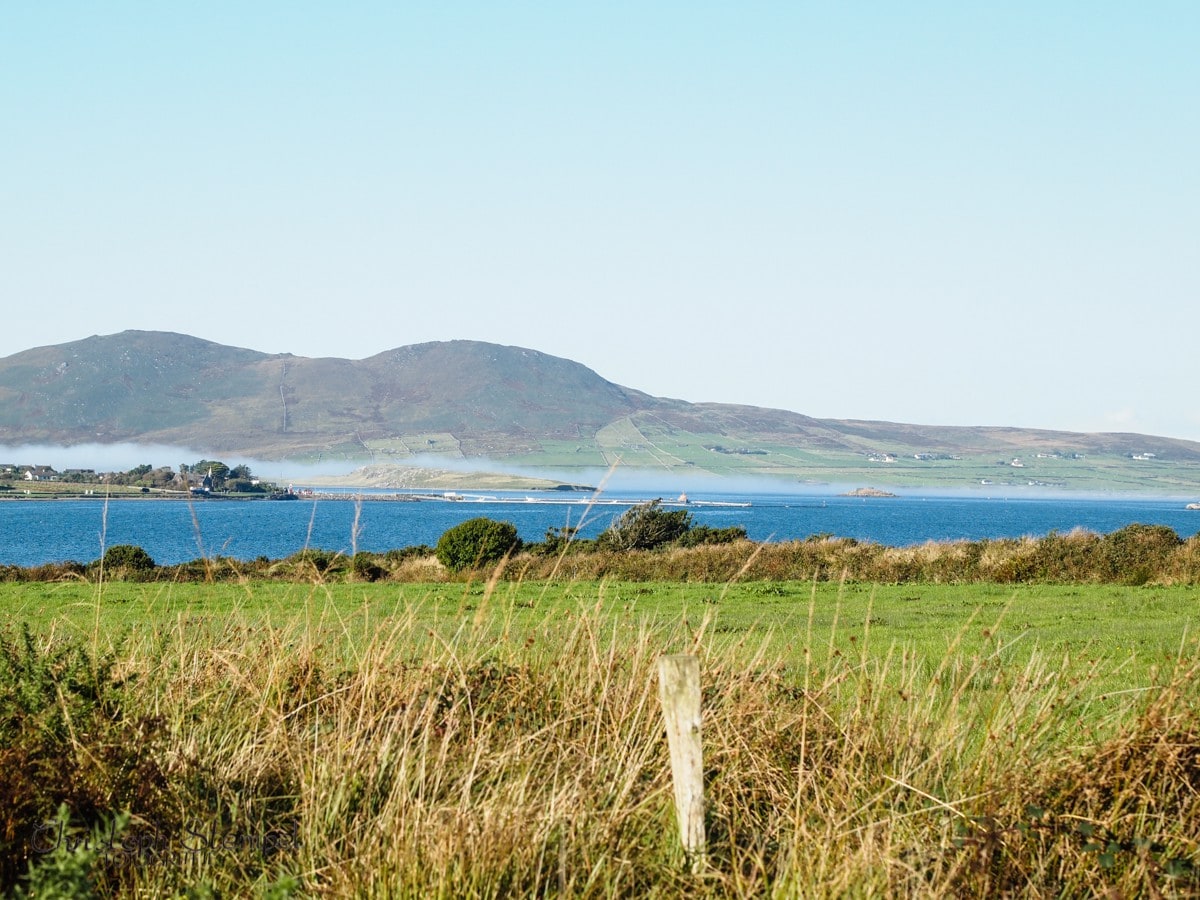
2, 331, 1199, 492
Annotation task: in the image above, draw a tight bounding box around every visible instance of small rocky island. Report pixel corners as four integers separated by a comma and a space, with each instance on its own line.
842, 487, 899, 498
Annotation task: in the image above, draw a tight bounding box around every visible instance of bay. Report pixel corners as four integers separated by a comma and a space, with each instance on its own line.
1, 490, 1199, 568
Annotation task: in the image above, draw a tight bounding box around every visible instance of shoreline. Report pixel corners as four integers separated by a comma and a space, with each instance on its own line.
0, 490, 746, 507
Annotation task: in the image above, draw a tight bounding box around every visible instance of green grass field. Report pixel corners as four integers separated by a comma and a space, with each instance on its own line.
6, 579, 1197, 712
3, 578, 1199, 897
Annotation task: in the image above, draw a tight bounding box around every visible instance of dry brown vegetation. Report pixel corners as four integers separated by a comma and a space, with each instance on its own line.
3, 581, 1200, 897
5, 523, 1199, 587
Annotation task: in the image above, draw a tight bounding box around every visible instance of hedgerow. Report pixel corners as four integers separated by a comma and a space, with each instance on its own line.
4, 524, 1199, 584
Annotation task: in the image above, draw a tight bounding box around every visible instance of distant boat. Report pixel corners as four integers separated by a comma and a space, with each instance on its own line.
1187, 502, 1200, 510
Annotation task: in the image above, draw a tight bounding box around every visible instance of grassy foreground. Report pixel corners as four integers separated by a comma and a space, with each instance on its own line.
2, 579, 1200, 897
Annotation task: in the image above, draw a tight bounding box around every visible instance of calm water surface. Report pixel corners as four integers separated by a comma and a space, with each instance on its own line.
1, 491, 1199, 567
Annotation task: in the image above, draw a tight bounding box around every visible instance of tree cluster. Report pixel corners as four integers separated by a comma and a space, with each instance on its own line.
594, 500, 748, 552
32, 460, 276, 493
180, 460, 272, 493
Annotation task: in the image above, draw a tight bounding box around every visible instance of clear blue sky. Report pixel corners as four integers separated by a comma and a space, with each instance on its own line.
3, 3, 1197, 440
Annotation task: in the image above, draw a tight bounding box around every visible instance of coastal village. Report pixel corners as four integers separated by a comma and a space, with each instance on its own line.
0, 461, 283, 497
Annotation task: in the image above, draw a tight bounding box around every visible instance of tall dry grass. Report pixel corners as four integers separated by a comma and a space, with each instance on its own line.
4, 575, 1199, 897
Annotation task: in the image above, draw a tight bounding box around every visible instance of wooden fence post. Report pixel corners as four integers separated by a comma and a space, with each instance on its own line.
657, 653, 706, 872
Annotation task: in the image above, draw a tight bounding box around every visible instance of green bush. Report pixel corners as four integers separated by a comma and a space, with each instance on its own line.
0, 627, 171, 894
384, 545, 434, 564
1100, 524, 1182, 585
435, 519, 522, 572
350, 552, 385, 582
531, 526, 593, 557
15, 805, 131, 899
1029, 529, 1102, 581
675, 524, 748, 548
288, 549, 342, 576
599, 501, 693, 551
100, 545, 155, 577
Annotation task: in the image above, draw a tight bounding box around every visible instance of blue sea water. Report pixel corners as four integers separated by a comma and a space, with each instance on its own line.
1, 491, 1199, 567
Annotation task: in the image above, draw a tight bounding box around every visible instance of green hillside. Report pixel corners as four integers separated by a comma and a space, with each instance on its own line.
2, 330, 1200, 493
